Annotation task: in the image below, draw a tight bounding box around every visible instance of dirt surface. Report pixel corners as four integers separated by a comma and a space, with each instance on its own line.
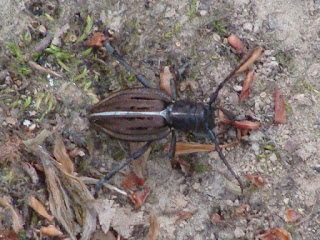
1, 0, 320, 239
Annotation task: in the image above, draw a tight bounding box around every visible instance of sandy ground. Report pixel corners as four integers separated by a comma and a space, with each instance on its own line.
1, 0, 320, 239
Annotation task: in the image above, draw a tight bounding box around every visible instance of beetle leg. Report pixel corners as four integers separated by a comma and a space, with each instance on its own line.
104, 40, 151, 88
170, 78, 177, 101
177, 62, 189, 80
168, 130, 176, 158
95, 141, 153, 194
206, 128, 244, 193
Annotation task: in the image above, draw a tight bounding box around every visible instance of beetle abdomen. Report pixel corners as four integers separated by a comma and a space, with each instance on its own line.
89, 88, 172, 141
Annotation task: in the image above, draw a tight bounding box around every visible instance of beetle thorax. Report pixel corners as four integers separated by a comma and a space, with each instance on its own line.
166, 100, 213, 133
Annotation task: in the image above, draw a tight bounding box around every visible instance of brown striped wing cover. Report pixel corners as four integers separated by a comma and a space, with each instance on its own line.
89, 88, 172, 141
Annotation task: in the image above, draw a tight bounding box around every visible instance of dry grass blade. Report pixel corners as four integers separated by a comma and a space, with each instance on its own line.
236, 47, 263, 73
165, 141, 239, 156
28, 196, 54, 221
0, 197, 23, 233
147, 209, 160, 240
53, 134, 74, 174
28, 61, 62, 78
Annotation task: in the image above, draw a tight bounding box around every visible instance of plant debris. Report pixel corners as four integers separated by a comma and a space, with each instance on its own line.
28, 196, 54, 221
274, 87, 287, 124
239, 70, 254, 103
257, 228, 291, 240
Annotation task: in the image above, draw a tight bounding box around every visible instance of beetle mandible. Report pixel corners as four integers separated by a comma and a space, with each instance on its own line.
89, 39, 262, 193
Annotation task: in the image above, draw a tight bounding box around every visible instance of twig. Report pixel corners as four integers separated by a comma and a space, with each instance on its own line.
79, 176, 128, 196
28, 61, 62, 78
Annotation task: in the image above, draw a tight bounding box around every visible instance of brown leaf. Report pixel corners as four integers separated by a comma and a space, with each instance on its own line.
228, 34, 244, 52
40, 225, 63, 237
122, 173, 145, 190
129, 186, 150, 207
235, 204, 250, 215
286, 209, 300, 223
159, 66, 175, 97
236, 47, 263, 73
147, 209, 160, 240
28, 196, 54, 221
165, 141, 239, 156
211, 212, 222, 224
244, 174, 265, 187
274, 88, 286, 124
53, 135, 74, 174
231, 120, 260, 130
92, 199, 115, 234
84, 32, 107, 47
0, 197, 23, 233
239, 70, 254, 103
130, 142, 151, 179
175, 211, 194, 225
257, 228, 291, 240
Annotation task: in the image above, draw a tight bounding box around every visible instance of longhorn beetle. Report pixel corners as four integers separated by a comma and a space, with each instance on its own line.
89, 39, 262, 193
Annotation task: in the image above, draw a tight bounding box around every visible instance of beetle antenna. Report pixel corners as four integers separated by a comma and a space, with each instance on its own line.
104, 40, 151, 88
206, 128, 244, 193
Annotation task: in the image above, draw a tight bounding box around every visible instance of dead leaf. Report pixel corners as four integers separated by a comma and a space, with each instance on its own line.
21, 162, 39, 184
147, 209, 160, 240
92, 199, 116, 234
40, 225, 63, 237
175, 211, 194, 225
236, 47, 263, 73
179, 80, 198, 92
28, 145, 96, 240
0, 197, 23, 233
28, 196, 54, 221
228, 34, 244, 52
130, 142, 151, 179
5, 117, 18, 125
122, 173, 145, 190
211, 212, 222, 224
231, 120, 260, 130
239, 70, 254, 103
129, 186, 150, 208
285, 209, 300, 223
84, 32, 107, 47
159, 66, 175, 97
257, 228, 291, 240
53, 135, 74, 174
165, 141, 239, 156
244, 174, 265, 187
274, 88, 286, 124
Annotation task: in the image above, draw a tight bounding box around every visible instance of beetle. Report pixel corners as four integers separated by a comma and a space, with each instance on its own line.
89, 39, 262, 193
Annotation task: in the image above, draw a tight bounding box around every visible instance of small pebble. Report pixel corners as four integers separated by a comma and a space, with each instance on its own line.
234, 227, 246, 238
243, 22, 253, 32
